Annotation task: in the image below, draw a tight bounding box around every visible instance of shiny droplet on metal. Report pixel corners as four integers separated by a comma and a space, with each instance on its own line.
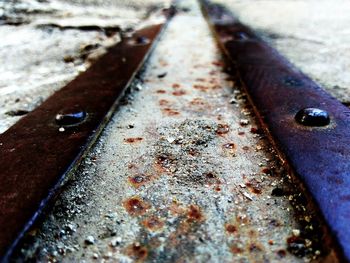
128, 35, 150, 46
284, 76, 303, 87
55, 110, 87, 127
295, 108, 330, 126
235, 32, 249, 40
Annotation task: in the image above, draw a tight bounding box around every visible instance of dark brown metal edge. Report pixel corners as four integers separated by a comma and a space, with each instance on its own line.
200, 1, 350, 262
0, 10, 174, 261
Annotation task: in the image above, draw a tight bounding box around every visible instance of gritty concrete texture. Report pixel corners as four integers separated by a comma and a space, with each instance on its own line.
215, 0, 350, 104
0, 0, 171, 133
11, 0, 337, 262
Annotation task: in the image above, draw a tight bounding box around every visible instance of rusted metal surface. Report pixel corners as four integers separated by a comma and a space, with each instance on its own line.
0, 14, 171, 259
201, 1, 350, 261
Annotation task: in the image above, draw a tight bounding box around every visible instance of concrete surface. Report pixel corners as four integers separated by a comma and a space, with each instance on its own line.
9, 0, 338, 262
216, 0, 350, 104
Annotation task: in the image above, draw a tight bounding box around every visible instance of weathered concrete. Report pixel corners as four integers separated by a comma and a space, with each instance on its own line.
216, 0, 350, 104
11, 0, 337, 262
0, 0, 170, 133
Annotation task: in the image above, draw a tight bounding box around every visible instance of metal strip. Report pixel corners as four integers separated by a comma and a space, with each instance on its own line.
0, 9, 174, 260
200, 1, 350, 261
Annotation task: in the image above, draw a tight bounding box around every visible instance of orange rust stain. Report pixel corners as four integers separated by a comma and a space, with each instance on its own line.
225, 224, 237, 234
169, 201, 185, 216
125, 243, 148, 262
231, 245, 243, 254
172, 83, 180, 89
124, 137, 143, 143
214, 186, 221, 192
190, 98, 205, 106
268, 240, 274, 245
193, 84, 209, 92
245, 180, 262, 194
172, 90, 186, 96
236, 214, 250, 224
159, 99, 170, 106
216, 123, 230, 135
123, 197, 150, 216
142, 216, 164, 231
162, 108, 180, 116
187, 205, 204, 223
156, 89, 166, 94
128, 174, 152, 188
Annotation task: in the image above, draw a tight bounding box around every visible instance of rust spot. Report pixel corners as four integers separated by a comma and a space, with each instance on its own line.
214, 186, 221, 192
216, 123, 229, 135
172, 83, 180, 89
128, 174, 151, 188
123, 197, 150, 216
126, 243, 148, 262
163, 108, 180, 116
245, 179, 262, 194
187, 205, 204, 222
193, 84, 209, 92
172, 90, 186, 96
231, 245, 243, 254
169, 201, 185, 216
156, 89, 166, 94
124, 137, 143, 143
142, 216, 164, 231
225, 224, 237, 234
238, 131, 245, 136
190, 98, 205, 106
268, 240, 274, 245
159, 99, 170, 106
242, 146, 250, 151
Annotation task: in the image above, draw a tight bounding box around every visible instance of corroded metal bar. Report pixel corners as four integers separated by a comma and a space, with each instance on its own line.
0, 10, 173, 260
201, 1, 350, 261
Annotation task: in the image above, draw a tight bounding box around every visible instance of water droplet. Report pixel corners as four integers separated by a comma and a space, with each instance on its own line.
284, 76, 303, 87
235, 32, 249, 40
129, 35, 150, 46
295, 108, 330, 126
55, 110, 87, 127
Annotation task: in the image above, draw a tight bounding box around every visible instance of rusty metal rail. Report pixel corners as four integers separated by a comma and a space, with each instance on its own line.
0, 9, 174, 260
200, 1, 350, 261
